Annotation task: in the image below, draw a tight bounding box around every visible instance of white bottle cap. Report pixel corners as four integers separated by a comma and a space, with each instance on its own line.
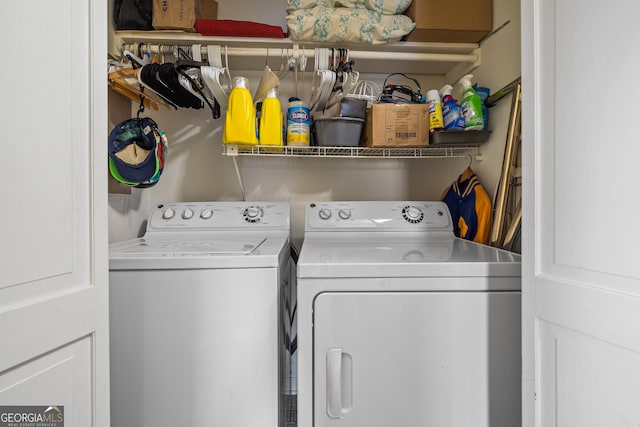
458, 74, 473, 89
265, 87, 278, 98
439, 84, 453, 96
233, 76, 249, 89
426, 89, 440, 103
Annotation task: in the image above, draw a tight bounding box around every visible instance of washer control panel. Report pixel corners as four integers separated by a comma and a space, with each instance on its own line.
147, 201, 290, 232
306, 201, 452, 231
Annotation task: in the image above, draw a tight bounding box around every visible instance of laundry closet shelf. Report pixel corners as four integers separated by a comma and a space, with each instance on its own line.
222, 144, 481, 159
116, 31, 480, 75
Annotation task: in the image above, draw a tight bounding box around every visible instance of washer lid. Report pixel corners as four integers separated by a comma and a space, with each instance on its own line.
111, 235, 266, 256
109, 234, 288, 270
297, 234, 521, 278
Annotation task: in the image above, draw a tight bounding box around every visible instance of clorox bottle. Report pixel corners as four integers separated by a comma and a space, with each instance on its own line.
223, 76, 258, 145
287, 97, 310, 146
259, 88, 284, 150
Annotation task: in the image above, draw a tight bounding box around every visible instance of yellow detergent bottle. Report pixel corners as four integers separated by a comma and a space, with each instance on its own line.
223, 76, 258, 145
259, 88, 284, 151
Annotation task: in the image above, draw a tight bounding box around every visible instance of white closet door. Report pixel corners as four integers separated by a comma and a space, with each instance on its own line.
522, 0, 640, 426
0, 1, 108, 426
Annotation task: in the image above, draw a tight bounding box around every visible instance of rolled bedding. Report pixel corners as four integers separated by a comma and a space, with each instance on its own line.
287, 0, 412, 15
287, 6, 415, 44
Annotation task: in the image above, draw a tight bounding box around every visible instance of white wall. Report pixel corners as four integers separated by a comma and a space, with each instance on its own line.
470, 0, 522, 197
108, 0, 521, 248
218, 0, 288, 31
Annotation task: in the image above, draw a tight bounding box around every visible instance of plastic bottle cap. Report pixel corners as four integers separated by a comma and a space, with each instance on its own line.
233, 76, 249, 89
426, 89, 440, 103
289, 99, 307, 108
459, 74, 473, 89
439, 84, 453, 96
265, 87, 278, 98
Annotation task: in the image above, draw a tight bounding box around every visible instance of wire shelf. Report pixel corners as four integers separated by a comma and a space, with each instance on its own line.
222, 144, 481, 159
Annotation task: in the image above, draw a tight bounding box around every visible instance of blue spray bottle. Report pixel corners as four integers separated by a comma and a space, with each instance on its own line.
439, 84, 465, 131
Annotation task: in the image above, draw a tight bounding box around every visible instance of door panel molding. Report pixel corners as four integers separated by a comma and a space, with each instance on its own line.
536, 278, 640, 354
0, 338, 93, 426
537, 320, 640, 426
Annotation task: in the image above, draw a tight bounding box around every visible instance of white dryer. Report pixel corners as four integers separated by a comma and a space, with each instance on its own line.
109, 201, 291, 427
296, 201, 521, 427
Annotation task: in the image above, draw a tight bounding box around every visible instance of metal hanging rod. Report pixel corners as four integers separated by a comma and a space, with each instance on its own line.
122, 42, 312, 59
120, 42, 479, 64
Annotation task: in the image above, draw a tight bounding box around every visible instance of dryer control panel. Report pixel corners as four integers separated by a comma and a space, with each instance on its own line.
146, 201, 290, 232
306, 201, 453, 232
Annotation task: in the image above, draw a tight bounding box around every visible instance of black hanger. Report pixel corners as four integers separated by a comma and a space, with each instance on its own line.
175, 66, 221, 119
144, 63, 202, 109
173, 49, 220, 117
175, 59, 209, 70
139, 64, 179, 108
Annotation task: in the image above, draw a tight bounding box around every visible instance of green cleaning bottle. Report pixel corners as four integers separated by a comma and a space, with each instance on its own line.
223, 76, 258, 145
458, 74, 484, 131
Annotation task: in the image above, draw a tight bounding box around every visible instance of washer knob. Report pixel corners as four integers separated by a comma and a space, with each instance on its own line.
243, 206, 264, 223
338, 209, 351, 220
162, 208, 175, 220
245, 206, 262, 219
182, 208, 194, 219
402, 205, 424, 223
318, 209, 332, 220
200, 209, 213, 219
406, 206, 422, 220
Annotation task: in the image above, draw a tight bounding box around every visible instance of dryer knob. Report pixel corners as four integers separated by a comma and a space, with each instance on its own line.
162, 208, 175, 220
200, 209, 213, 219
338, 209, 351, 220
318, 209, 332, 220
182, 208, 194, 220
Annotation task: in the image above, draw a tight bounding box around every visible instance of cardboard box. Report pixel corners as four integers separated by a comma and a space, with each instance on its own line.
363, 103, 429, 148
196, 0, 218, 20
404, 0, 492, 43
152, 0, 217, 30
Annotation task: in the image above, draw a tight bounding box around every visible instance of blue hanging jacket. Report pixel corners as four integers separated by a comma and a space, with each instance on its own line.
441, 168, 492, 244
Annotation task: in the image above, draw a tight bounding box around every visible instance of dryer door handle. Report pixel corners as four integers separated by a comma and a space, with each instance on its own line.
326, 347, 353, 419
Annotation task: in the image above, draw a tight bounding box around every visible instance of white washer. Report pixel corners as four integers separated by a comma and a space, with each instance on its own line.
296, 201, 521, 427
109, 201, 291, 427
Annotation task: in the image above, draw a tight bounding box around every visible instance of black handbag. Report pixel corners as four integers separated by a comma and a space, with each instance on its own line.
114, 0, 153, 30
